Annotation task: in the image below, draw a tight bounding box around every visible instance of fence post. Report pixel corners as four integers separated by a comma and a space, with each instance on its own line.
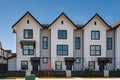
104, 70, 109, 77
66, 70, 71, 77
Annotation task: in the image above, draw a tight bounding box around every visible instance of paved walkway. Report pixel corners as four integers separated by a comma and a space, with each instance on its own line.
0, 78, 120, 80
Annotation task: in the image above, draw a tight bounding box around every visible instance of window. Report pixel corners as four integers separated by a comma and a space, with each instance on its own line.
75, 37, 80, 49
61, 21, 64, 24
91, 31, 100, 40
90, 45, 101, 56
89, 61, 95, 70
43, 37, 48, 49
75, 57, 81, 63
55, 61, 62, 70
94, 21, 97, 25
107, 38, 112, 50
107, 58, 112, 64
42, 57, 48, 63
21, 61, 28, 70
27, 20, 29, 24
58, 30, 67, 39
57, 45, 68, 56
24, 29, 33, 39
23, 44, 34, 55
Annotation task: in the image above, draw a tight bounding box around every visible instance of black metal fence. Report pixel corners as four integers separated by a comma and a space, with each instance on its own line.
0, 71, 26, 77
31, 71, 66, 77
1, 70, 120, 77
109, 71, 120, 77
71, 71, 104, 77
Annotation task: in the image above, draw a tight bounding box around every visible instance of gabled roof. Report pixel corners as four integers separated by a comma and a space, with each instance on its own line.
12, 11, 42, 32
112, 20, 120, 30
82, 13, 112, 30
48, 12, 78, 29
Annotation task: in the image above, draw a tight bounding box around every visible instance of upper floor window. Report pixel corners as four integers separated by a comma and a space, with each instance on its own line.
91, 31, 100, 40
58, 30, 67, 39
90, 45, 101, 56
55, 61, 62, 70
75, 37, 80, 49
94, 21, 97, 25
24, 29, 33, 39
61, 21, 64, 24
57, 45, 68, 56
107, 38, 112, 50
21, 61, 28, 70
23, 44, 34, 55
43, 37, 48, 49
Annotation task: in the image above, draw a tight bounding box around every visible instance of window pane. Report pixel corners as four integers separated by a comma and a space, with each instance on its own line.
29, 50, 34, 55
107, 38, 112, 50
91, 46, 95, 50
75, 57, 80, 63
43, 37, 48, 49
29, 45, 34, 49
75, 37, 80, 49
89, 61, 95, 70
90, 45, 101, 56
96, 46, 100, 50
23, 45, 34, 55
43, 57, 48, 63
57, 45, 68, 56
56, 61, 62, 70
58, 30, 67, 39
91, 31, 100, 40
21, 61, 28, 70
96, 51, 100, 55
23, 50, 28, 55
23, 45, 28, 49
24, 29, 33, 39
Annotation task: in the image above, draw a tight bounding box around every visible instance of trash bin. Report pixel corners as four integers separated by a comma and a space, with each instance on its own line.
25, 75, 35, 80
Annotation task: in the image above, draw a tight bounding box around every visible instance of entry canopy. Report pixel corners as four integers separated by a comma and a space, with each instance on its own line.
65, 57, 74, 65
31, 57, 40, 61
98, 57, 111, 65
20, 40, 36, 48
31, 57, 40, 65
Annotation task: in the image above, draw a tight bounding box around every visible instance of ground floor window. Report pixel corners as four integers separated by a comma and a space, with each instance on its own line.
88, 61, 95, 70
21, 61, 28, 70
55, 61, 62, 70
42, 57, 48, 63
75, 57, 81, 63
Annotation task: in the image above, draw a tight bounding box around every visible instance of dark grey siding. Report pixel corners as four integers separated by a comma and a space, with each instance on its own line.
106, 31, 115, 70
73, 30, 83, 71
40, 29, 51, 70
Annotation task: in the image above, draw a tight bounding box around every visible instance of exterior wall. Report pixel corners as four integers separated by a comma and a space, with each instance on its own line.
115, 25, 120, 69
106, 31, 115, 70
40, 29, 51, 70
84, 17, 107, 71
15, 14, 41, 70
8, 57, 16, 71
73, 30, 83, 71
51, 15, 75, 70
12, 12, 119, 71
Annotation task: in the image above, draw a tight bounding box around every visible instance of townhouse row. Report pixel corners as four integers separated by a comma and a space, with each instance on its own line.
10, 12, 120, 71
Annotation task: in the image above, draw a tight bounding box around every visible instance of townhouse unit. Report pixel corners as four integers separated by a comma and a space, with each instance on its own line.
0, 42, 16, 72
11, 12, 120, 72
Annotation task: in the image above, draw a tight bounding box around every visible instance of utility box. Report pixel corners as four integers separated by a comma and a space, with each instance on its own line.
25, 75, 35, 80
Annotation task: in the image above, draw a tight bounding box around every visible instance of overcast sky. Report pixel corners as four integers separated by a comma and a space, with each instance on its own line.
0, 0, 120, 52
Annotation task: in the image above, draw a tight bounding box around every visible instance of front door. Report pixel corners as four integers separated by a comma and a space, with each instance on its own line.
32, 62, 38, 72
99, 63, 104, 71
66, 63, 72, 70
